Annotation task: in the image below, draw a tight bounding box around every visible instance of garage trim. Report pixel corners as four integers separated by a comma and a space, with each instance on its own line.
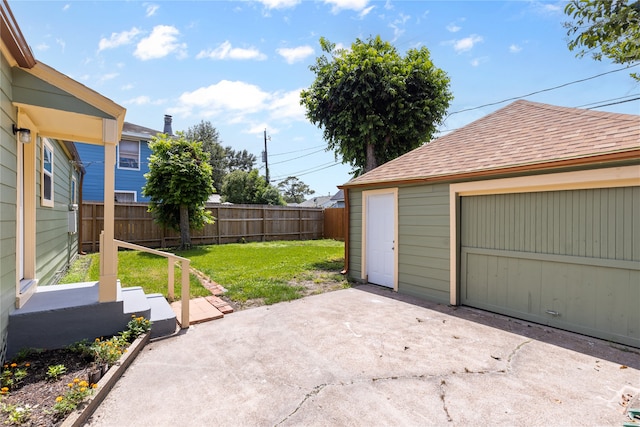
448, 165, 640, 305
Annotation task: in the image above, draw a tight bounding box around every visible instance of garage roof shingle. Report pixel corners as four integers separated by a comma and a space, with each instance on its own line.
343, 100, 640, 187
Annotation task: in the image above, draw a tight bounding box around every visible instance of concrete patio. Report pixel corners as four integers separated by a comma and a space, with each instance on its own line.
86, 285, 639, 426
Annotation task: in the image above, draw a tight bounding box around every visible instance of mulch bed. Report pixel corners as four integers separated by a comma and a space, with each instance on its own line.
1, 348, 95, 426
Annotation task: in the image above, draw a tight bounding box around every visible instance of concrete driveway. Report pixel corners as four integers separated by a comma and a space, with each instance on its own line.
87, 285, 639, 427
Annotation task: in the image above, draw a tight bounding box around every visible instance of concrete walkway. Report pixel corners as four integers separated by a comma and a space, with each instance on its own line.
86, 285, 639, 427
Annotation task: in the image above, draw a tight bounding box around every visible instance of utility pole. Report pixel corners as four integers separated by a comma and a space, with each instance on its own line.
263, 129, 270, 183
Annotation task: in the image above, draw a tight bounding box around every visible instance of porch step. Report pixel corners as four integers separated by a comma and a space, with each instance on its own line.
120, 287, 152, 318
146, 293, 178, 339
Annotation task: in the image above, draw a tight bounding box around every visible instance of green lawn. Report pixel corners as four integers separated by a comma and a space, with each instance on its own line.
60, 239, 347, 305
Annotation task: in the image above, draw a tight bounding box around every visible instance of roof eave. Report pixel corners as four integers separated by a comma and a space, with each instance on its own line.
339, 149, 640, 190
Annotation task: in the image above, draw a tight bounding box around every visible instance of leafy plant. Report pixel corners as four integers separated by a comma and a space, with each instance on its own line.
50, 379, 97, 418
90, 337, 128, 366
120, 315, 152, 343
46, 364, 67, 381
1, 363, 29, 390
1, 402, 32, 425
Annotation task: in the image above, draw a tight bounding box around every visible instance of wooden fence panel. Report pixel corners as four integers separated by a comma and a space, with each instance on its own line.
80, 202, 328, 252
323, 208, 345, 241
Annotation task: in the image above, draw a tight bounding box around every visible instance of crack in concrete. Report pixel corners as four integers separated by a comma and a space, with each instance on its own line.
507, 339, 532, 368
439, 378, 453, 423
275, 383, 327, 426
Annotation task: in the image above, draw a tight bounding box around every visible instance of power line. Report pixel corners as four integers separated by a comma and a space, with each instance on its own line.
444, 64, 640, 119
270, 144, 326, 157
271, 160, 340, 180
584, 96, 640, 110
269, 148, 326, 166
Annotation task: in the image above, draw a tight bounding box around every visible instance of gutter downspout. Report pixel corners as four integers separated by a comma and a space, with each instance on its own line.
340, 187, 349, 275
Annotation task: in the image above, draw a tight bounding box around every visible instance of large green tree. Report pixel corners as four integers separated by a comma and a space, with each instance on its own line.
221, 169, 285, 205
300, 36, 453, 175
564, 0, 640, 80
143, 132, 215, 249
277, 176, 315, 204
185, 121, 257, 192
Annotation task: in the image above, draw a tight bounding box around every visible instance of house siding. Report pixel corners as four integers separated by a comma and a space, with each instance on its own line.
397, 184, 450, 303
35, 138, 79, 286
0, 53, 17, 360
348, 184, 451, 303
77, 139, 152, 202
75, 143, 104, 201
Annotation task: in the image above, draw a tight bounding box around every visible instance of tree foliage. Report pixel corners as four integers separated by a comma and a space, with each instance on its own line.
184, 120, 257, 192
220, 169, 285, 205
142, 132, 215, 249
277, 176, 315, 204
564, 0, 640, 80
300, 35, 453, 175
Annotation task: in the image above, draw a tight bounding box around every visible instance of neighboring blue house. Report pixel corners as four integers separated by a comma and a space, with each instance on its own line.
76, 116, 172, 202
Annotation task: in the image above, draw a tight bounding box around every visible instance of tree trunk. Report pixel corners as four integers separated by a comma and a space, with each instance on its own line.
179, 204, 191, 250
365, 142, 377, 172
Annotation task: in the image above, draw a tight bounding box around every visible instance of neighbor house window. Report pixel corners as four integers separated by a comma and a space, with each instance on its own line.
115, 191, 136, 203
118, 140, 140, 170
41, 139, 54, 207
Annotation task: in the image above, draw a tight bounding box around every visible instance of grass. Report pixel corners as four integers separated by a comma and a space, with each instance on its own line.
60, 239, 347, 306
59, 251, 207, 301
180, 239, 347, 305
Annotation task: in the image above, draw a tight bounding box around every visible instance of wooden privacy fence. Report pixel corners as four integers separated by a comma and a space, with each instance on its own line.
323, 208, 345, 241
81, 202, 334, 252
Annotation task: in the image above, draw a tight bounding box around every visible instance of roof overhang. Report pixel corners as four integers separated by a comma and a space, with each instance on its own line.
339, 149, 640, 190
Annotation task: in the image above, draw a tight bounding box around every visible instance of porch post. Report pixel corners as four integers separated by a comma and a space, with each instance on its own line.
99, 119, 118, 302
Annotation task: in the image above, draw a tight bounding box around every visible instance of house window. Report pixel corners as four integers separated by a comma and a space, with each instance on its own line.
41, 139, 54, 207
115, 191, 137, 203
118, 140, 140, 170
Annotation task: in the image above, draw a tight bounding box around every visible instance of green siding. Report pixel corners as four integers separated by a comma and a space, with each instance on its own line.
35, 138, 79, 286
0, 52, 16, 360
461, 187, 640, 347
397, 185, 450, 303
461, 188, 640, 261
347, 189, 362, 281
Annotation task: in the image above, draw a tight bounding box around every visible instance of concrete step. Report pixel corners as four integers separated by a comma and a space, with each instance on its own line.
146, 293, 177, 339
120, 286, 151, 319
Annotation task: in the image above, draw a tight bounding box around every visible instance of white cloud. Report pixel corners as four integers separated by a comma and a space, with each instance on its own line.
99, 28, 142, 52
389, 13, 410, 41
452, 34, 483, 53
276, 45, 314, 64
176, 80, 271, 116
124, 96, 152, 105
359, 5, 375, 17
324, 0, 370, 13
62, 4, 70, 11
98, 72, 119, 83
197, 41, 267, 61
35, 43, 49, 51
509, 44, 522, 53
257, 0, 300, 9
56, 39, 66, 53
134, 25, 187, 60
269, 90, 306, 121
470, 56, 488, 67
121, 83, 134, 90
446, 23, 461, 33
144, 3, 159, 17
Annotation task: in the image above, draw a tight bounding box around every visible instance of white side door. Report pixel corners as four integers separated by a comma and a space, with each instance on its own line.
365, 192, 395, 288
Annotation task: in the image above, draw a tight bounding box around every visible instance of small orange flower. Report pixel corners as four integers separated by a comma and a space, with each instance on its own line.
79, 387, 87, 392
73, 378, 80, 383
10, 363, 17, 368
79, 380, 88, 387
55, 396, 63, 402
68, 383, 74, 388
24, 363, 30, 367
91, 383, 98, 389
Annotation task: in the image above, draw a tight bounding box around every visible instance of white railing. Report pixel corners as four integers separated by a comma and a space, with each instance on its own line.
100, 232, 190, 327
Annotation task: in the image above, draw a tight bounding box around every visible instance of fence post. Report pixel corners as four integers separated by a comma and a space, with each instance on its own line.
167, 257, 175, 301
181, 259, 190, 327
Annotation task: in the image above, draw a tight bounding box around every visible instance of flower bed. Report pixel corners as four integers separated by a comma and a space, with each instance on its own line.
0, 316, 151, 426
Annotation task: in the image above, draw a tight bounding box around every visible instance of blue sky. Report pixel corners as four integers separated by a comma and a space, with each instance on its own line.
11, 0, 639, 198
